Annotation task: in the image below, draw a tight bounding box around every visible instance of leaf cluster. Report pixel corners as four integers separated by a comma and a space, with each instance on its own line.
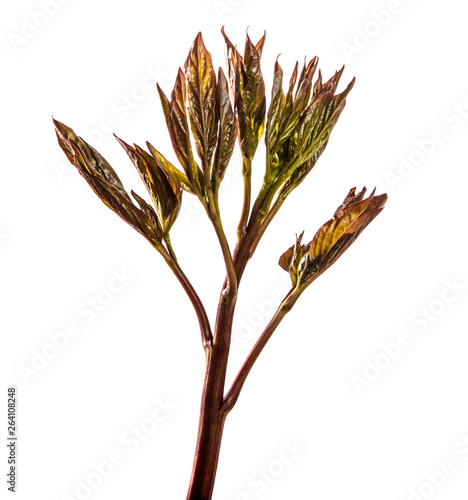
54, 27, 387, 341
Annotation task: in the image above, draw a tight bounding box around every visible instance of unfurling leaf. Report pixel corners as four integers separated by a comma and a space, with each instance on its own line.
254, 62, 354, 221
146, 142, 194, 195
270, 57, 318, 159
156, 84, 171, 128
279, 187, 387, 286
53, 118, 130, 201
265, 59, 285, 164
115, 136, 182, 233
222, 27, 266, 161
167, 69, 204, 194
184, 32, 218, 172
212, 68, 237, 189
54, 124, 161, 246
278, 232, 311, 287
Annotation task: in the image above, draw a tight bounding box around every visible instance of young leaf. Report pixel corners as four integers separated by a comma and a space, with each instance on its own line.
221, 28, 266, 160
131, 190, 163, 241
184, 32, 218, 173
157, 83, 171, 128
53, 118, 130, 201
115, 136, 182, 233
66, 138, 160, 247
168, 69, 204, 193
146, 142, 195, 194
279, 188, 387, 286
265, 60, 285, 156
212, 68, 237, 188
278, 232, 311, 286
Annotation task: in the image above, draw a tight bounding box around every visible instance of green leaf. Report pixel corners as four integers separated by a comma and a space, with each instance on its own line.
279, 141, 328, 199
184, 32, 218, 173
273, 62, 298, 154
299, 76, 355, 166
272, 58, 318, 157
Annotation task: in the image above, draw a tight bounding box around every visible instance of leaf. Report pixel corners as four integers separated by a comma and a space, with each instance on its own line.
243, 32, 265, 115
266, 59, 285, 154
278, 140, 328, 198
131, 190, 163, 241
146, 141, 194, 194
157, 84, 171, 129
184, 32, 218, 172
53, 118, 130, 201
135, 145, 182, 232
309, 188, 387, 272
68, 140, 160, 246
212, 68, 237, 187
254, 30, 266, 57
279, 188, 387, 287
272, 58, 318, 157
221, 25, 242, 93
115, 136, 182, 233
168, 68, 203, 191
240, 31, 266, 159
221, 27, 266, 160
273, 62, 299, 153
278, 232, 311, 286
299, 76, 355, 166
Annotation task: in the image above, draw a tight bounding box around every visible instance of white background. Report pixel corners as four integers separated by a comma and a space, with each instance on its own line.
2, 0, 468, 499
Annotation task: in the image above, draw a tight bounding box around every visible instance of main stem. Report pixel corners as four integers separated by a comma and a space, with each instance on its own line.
186, 297, 235, 500
186, 178, 291, 499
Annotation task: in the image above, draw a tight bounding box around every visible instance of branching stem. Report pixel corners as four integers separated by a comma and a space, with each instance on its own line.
223, 288, 300, 414
156, 244, 213, 349
206, 187, 238, 300
237, 158, 252, 240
